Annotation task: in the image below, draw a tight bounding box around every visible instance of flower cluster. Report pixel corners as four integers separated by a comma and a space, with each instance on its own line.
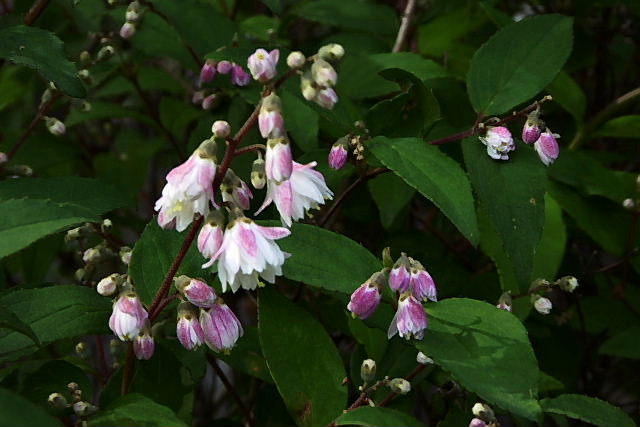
119, 1, 142, 39
295, 44, 344, 110
199, 59, 251, 87
495, 276, 579, 315
347, 252, 436, 341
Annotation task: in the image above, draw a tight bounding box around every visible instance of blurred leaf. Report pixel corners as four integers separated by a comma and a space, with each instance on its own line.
547, 71, 587, 124
417, 298, 542, 421
418, 4, 488, 57
129, 220, 205, 305
540, 394, 636, 427
599, 326, 640, 359
129, 13, 194, 67
217, 327, 273, 383
259, 288, 347, 427
21, 360, 93, 409
0, 305, 39, 346
296, 0, 398, 35
281, 89, 319, 151
274, 223, 382, 294
368, 173, 415, 229
261, 0, 283, 14
0, 66, 29, 112
539, 371, 565, 392
0, 25, 85, 97
467, 14, 573, 115
240, 15, 280, 41
348, 317, 387, 362
594, 115, 640, 138
335, 406, 422, 426
369, 137, 479, 245
0, 387, 63, 427
88, 393, 187, 427
532, 195, 566, 280
0, 285, 110, 362
463, 139, 546, 290
66, 101, 156, 128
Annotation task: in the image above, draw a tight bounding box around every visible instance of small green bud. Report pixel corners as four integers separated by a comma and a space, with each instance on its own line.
389, 378, 411, 395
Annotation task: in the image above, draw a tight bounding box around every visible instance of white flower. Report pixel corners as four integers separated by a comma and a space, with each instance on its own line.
256, 161, 333, 227
533, 295, 552, 314
210, 217, 290, 292
479, 126, 515, 160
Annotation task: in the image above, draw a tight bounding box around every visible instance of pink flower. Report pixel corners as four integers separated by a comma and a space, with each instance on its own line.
154, 140, 217, 232
200, 60, 217, 83
469, 418, 487, 427
534, 129, 559, 166
314, 87, 338, 109
119, 22, 136, 39
109, 289, 149, 341
230, 64, 251, 86
198, 214, 225, 264
479, 126, 515, 160
200, 301, 244, 352
217, 60, 233, 74
221, 170, 253, 210
133, 329, 155, 360
247, 48, 279, 83
210, 217, 290, 292
328, 142, 348, 170
311, 59, 337, 87
201, 94, 218, 110
409, 262, 437, 302
347, 273, 384, 319
522, 121, 541, 144
257, 161, 333, 227
177, 302, 205, 350
389, 254, 411, 292
259, 93, 285, 138
264, 137, 293, 182
176, 276, 217, 308
389, 294, 428, 340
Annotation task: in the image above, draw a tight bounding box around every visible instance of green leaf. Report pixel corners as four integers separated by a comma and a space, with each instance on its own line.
0, 285, 111, 362
0, 387, 63, 427
540, 394, 636, 427
66, 101, 156, 128
0, 304, 39, 346
417, 298, 542, 420
296, 0, 398, 35
532, 195, 566, 280
0, 25, 85, 97
594, 115, 640, 138
0, 199, 98, 259
0, 176, 130, 215
547, 71, 587, 124
467, 14, 573, 115
129, 220, 206, 305
600, 326, 640, 359
335, 406, 423, 426
368, 173, 415, 229
88, 393, 187, 427
463, 138, 546, 290
281, 90, 319, 151
369, 137, 479, 245
258, 288, 347, 427
275, 223, 382, 294
217, 327, 273, 383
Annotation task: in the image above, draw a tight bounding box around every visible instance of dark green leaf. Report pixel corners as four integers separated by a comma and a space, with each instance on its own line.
368, 173, 415, 229
129, 220, 206, 305
66, 101, 156, 128
540, 394, 636, 427
0, 25, 85, 97
599, 326, 640, 359
259, 288, 347, 427
217, 327, 273, 383
281, 89, 319, 151
594, 115, 640, 139
0, 387, 63, 427
296, 0, 398, 35
0, 304, 39, 346
0, 285, 111, 362
417, 298, 542, 420
369, 137, 479, 245
88, 393, 187, 427
275, 223, 382, 294
467, 14, 573, 115
547, 71, 587, 124
335, 406, 423, 426
463, 138, 546, 290
532, 195, 566, 281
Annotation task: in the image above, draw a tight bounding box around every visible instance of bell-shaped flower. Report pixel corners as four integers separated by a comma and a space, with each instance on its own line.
155, 139, 217, 232
265, 137, 293, 183
198, 212, 225, 264
259, 93, 285, 139
479, 126, 515, 160
389, 254, 411, 292
230, 64, 251, 86
176, 302, 205, 350
409, 260, 437, 302
347, 272, 385, 319
388, 293, 428, 340
311, 59, 337, 87
200, 59, 217, 83
200, 301, 244, 353
533, 295, 552, 314
133, 328, 155, 360
247, 48, 280, 83
534, 129, 560, 166
314, 87, 338, 109
328, 139, 348, 170
109, 288, 149, 341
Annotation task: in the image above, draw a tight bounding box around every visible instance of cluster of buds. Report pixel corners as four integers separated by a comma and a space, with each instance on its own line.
469, 402, 497, 427
174, 276, 243, 352
479, 98, 560, 166
296, 44, 344, 110
199, 59, 251, 87
495, 275, 579, 315
48, 382, 98, 419
347, 251, 436, 341
120, 1, 142, 39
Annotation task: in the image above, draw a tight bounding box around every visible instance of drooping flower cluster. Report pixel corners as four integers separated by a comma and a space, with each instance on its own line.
347, 252, 436, 341
199, 59, 251, 87
108, 283, 155, 360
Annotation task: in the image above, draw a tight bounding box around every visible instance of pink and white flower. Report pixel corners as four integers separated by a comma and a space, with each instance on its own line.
311, 59, 337, 87
198, 213, 225, 264
256, 161, 333, 227
409, 261, 437, 302
247, 48, 280, 83
109, 289, 149, 341
259, 93, 285, 138
210, 217, 290, 292
314, 87, 338, 109
230, 64, 251, 86
176, 276, 217, 308
264, 137, 293, 182
328, 141, 348, 170
133, 329, 155, 360
177, 302, 205, 350
388, 294, 428, 340
200, 301, 244, 352
522, 121, 541, 144
534, 129, 560, 166
389, 254, 411, 292
217, 60, 233, 74
200, 60, 217, 83
479, 126, 515, 160
155, 140, 217, 232
347, 278, 382, 320
221, 170, 253, 210
533, 295, 552, 314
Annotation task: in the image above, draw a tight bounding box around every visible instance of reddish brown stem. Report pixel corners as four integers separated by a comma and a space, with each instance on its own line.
24, 0, 52, 25
377, 364, 426, 407
234, 144, 265, 157
6, 94, 61, 161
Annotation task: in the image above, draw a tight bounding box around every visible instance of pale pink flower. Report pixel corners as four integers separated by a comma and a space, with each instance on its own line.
217, 60, 233, 74
221, 172, 253, 210
177, 303, 205, 350
176, 277, 217, 308
311, 59, 337, 87
314, 87, 338, 109
133, 329, 155, 360
200, 60, 217, 83
328, 143, 348, 170
231, 64, 251, 86
534, 129, 560, 166
389, 254, 411, 292
388, 294, 428, 340
409, 261, 437, 302
522, 121, 541, 144
479, 126, 515, 160
119, 22, 136, 39
109, 290, 149, 341
347, 280, 381, 320
264, 137, 293, 182
247, 48, 279, 83
200, 302, 244, 352
259, 93, 285, 138
198, 215, 225, 265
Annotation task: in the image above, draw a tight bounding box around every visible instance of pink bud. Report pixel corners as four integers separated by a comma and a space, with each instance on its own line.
259, 110, 285, 139
0, 152, 7, 165
265, 138, 293, 182
231, 65, 251, 86
200, 60, 217, 83
177, 303, 205, 350
178, 277, 217, 308
328, 143, 348, 170
108, 290, 149, 341
201, 94, 218, 110
217, 60, 233, 74
119, 22, 136, 39
389, 254, 411, 292
211, 120, 231, 139
97, 273, 119, 296
198, 219, 224, 262
534, 129, 559, 166
247, 48, 280, 83
347, 279, 382, 319
133, 330, 155, 360
469, 418, 487, 427
314, 87, 338, 109
522, 121, 541, 144
192, 90, 205, 104
200, 302, 244, 352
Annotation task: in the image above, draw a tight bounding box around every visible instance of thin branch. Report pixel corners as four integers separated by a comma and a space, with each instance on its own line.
206, 354, 256, 426
233, 144, 265, 157
120, 343, 136, 395
24, 0, 52, 25
377, 364, 426, 407
392, 0, 417, 53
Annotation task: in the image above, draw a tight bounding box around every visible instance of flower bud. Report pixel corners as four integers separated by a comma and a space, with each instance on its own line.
247, 48, 280, 83
177, 302, 205, 350
416, 351, 434, 365
314, 87, 338, 109
192, 90, 205, 104
265, 137, 293, 182
198, 212, 225, 263
0, 152, 7, 165
127, 0, 141, 12
259, 93, 285, 138
556, 276, 579, 293
200, 300, 244, 353
389, 253, 411, 292
318, 43, 345, 61
479, 126, 514, 161
287, 51, 306, 68
230, 64, 251, 86
119, 22, 136, 39
45, 117, 66, 136
623, 198, 636, 210
97, 45, 115, 61
251, 154, 267, 189
120, 246, 132, 265
82, 247, 102, 264
65, 226, 83, 242
311, 59, 337, 87
77, 69, 91, 81
97, 273, 121, 296
522, 110, 542, 144
200, 60, 217, 83
79, 50, 91, 63
109, 288, 149, 340
532, 295, 552, 315
300, 74, 317, 101
328, 138, 348, 170
80, 101, 92, 112
217, 60, 233, 74
72, 401, 97, 416
221, 169, 253, 210
472, 402, 495, 421
360, 359, 376, 382
75, 268, 86, 282
211, 120, 231, 139
534, 128, 560, 166
347, 272, 384, 319
389, 378, 411, 395
496, 291, 513, 312
201, 93, 219, 110
48, 393, 68, 409
175, 275, 217, 308
75, 341, 89, 358
469, 418, 487, 427
133, 329, 155, 360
